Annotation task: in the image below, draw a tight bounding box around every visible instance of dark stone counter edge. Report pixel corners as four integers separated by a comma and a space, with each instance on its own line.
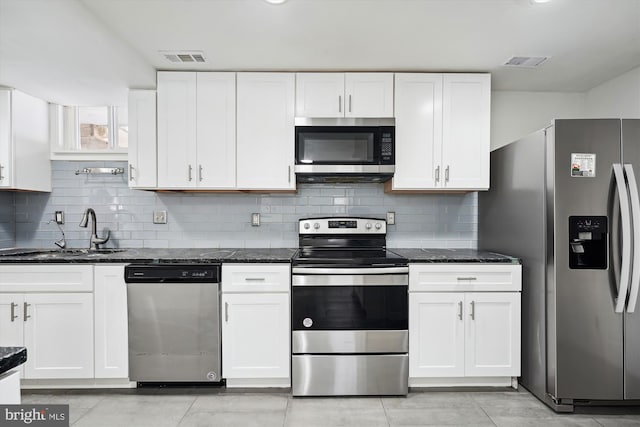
0, 347, 27, 375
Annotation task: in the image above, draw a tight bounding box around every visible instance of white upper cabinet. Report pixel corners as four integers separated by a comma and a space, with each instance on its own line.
157, 72, 236, 189
442, 74, 491, 190
390, 73, 490, 191
295, 73, 394, 118
128, 90, 157, 189
0, 89, 50, 192
236, 73, 295, 190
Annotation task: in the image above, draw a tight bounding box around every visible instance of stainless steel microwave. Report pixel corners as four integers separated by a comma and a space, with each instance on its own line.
294, 118, 395, 183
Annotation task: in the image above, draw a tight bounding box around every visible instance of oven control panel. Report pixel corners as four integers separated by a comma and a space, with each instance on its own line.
299, 217, 386, 234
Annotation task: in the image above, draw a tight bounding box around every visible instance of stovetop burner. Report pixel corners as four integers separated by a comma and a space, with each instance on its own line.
292, 217, 408, 268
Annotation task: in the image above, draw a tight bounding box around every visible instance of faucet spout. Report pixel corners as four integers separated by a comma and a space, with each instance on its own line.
79, 208, 110, 249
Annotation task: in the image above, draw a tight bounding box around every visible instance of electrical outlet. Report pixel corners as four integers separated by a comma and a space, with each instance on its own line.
386, 211, 396, 225
153, 210, 167, 224
251, 213, 260, 226
55, 211, 65, 224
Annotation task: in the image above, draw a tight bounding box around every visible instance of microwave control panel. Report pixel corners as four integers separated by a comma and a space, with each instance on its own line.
380, 128, 394, 162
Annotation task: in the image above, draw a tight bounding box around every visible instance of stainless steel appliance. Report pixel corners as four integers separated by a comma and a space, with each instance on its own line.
125, 264, 222, 384
291, 217, 409, 396
294, 118, 395, 183
479, 119, 640, 412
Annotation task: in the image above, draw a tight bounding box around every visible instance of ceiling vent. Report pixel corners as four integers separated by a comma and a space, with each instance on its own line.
159, 51, 206, 64
502, 56, 549, 68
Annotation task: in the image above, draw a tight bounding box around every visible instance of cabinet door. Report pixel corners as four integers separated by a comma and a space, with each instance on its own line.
392, 73, 443, 190
157, 72, 197, 188
128, 90, 157, 189
345, 73, 394, 118
196, 72, 236, 188
0, 89, 12, 188
409, 292, 464, 378
442, 74, 490, 190
465, 292, 521, 377
0, 294, 24, 347
94, 265, 128, 378
23, 293, 94, 379
295, 73, 344, 117
237, 73, 295, 190
222, 293, 290, 380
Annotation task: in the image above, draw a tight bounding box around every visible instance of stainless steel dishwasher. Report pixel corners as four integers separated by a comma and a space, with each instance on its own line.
125, 264, 222, 384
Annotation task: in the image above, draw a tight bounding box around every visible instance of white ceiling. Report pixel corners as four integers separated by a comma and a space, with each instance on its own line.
1, 0, 639, 106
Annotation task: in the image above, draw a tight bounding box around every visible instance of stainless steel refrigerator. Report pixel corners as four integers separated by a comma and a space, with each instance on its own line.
479, 119, 640, 412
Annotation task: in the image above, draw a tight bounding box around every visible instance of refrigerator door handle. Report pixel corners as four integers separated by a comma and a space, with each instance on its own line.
614, 163, 632, 313
625, 164, 640, 312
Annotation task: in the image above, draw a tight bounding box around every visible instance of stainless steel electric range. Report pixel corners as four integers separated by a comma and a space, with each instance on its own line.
291, 217, 409, 396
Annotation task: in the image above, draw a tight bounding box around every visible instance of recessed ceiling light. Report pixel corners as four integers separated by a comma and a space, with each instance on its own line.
530, 0, 551, 3
264, 0, 288, 4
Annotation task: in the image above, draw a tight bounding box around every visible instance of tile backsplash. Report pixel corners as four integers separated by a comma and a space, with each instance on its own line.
11, 161, 477, 249
0, 192, 15, 249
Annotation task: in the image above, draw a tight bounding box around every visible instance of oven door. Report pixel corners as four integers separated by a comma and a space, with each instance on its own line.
291, 270, 408, 331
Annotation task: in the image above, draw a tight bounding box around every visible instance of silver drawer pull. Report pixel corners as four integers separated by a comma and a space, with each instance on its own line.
24, 302, 31, 322
244, 277, 266, 282
457, 277, 477, 281
10, 302, 18, 322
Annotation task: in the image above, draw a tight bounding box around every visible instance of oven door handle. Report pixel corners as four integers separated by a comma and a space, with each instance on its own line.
292, 267, 409, 275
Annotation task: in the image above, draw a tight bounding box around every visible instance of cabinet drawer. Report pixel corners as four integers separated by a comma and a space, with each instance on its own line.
222, 264, 290, 293
0, 264, 93, 292
409, 264, 521, 292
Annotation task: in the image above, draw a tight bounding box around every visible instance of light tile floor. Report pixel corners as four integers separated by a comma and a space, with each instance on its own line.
21, 387, 640, 426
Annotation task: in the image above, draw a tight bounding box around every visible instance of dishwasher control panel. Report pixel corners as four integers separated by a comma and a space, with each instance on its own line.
124, 264, 220, 283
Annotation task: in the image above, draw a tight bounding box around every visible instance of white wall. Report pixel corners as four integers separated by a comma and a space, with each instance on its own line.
585, 66, 640, 118
490, 91, 585, 150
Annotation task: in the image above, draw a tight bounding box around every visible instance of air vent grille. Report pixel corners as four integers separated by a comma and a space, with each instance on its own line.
503, 56, 549, 68
159, 51, 206, 63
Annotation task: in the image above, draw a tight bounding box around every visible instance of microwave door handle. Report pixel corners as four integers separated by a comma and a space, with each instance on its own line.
625, 164, 640, 312
614, 163, 632, 313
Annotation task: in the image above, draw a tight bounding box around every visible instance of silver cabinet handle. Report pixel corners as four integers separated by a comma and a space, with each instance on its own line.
445, 165, 450, 183
457, 301, 463, 320
188, 164, 193, 182
129, 164, 134, 182
338, 95, 342, 113
0, 164, 4, 180
10, 302, 18, 322
198, 165, 203, 182
348, 94, 352, 113
435, 166, 440, 183
457, 277, 477, 281
24, 302, 31, 322
288, 165, 291, 184
470, 301, 475, 320
245, 277, 266, 282
225, 302, 229, 322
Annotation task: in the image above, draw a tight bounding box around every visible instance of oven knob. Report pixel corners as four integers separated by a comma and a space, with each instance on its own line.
375, 223, 382, 230
303, 222, 310, 230
365, 222, 372, 230
303, 318, 313, 328
313, 223, 320, 230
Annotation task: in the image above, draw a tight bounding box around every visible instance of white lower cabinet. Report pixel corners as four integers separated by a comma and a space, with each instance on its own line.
0, 293, 94, 379
221, 263, 290, 387
409, 264, 521, 387
94, 265, 129, 379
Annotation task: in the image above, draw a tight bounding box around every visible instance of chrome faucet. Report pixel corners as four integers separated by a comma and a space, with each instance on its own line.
79, 208, 110, 250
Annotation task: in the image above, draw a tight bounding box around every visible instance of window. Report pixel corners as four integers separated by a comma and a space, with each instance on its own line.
51, 105, 128, 159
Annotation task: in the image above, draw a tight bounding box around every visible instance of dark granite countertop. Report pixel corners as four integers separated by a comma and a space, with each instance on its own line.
0, 347, 27, 375
0, 248, 296, 264
391, 248, 520, 264
0, 248, 517, 264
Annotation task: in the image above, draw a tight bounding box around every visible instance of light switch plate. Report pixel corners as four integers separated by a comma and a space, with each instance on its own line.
153, 210, 167, 224
251, 213, 260, 226
55, 211, 65, 224
386, 211, 396, 225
